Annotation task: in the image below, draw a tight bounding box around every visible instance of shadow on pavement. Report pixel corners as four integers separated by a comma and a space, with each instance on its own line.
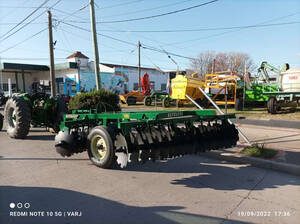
0, 186, 249, 224
123, 156, 300, 191
24, 135, 55, 141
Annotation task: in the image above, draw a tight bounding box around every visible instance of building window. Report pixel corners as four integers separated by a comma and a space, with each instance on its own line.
150, 81, 155, 90
161, 83, 167, 91
133, 83, 138, 90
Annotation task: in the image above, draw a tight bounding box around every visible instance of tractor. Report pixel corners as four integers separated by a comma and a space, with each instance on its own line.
143, 91, 172, 107
119, 73, 152, 105
3, 81, 67, 139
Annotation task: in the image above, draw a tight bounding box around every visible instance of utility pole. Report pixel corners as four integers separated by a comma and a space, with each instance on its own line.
47, 10, 56, 97
138, 41, 141, 92
89, 0, 101, 90
212, 58, 216, 73
243, 61, 247, 111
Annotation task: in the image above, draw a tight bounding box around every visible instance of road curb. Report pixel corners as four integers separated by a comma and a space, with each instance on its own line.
200, 150, 300, 176
232, 117, 300, 130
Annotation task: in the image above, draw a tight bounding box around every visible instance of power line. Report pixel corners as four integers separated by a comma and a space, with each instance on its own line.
96, 0, 144, 10
60, 21, 137, 46
166, 12, 300, 46
66, 0, 218, 24
0, 22, 47, 25
0, 0, 50, 40
52, 6, 88, 22
95, 21, 300, 33
0, 27, 48, 54
100, 0, 196, 19
59, 21, 196, 61
0, 0, 62, 43
58, 26, 134, 54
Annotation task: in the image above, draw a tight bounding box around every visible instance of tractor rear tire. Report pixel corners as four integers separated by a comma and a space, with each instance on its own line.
4, 97, 31, 139
52, 97, 68, 133
87, 126, 116, 169
162, 97, 171, 108
235, 97, 243, 111
267, 97, 278, 114
144, 96, 152, 106
126, 96, 136, 106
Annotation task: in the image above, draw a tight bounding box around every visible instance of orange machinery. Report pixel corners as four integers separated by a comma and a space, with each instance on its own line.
119, 73, 152, 105
204, 71, 238, 105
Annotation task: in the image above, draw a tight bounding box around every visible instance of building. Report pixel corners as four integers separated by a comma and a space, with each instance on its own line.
0, 51, 169, 96
0, 62, 50, 93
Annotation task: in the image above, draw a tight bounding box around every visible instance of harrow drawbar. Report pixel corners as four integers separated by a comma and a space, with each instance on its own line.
55, 110, 239, 169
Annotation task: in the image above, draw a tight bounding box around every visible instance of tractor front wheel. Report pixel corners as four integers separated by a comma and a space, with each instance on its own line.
87, 126, 116, 169
162, 97, 171, 108
144, 96, 152, 106
4, 97, 31, 139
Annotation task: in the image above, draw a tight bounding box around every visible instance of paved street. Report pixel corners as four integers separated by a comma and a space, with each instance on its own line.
0, 126, 299, 224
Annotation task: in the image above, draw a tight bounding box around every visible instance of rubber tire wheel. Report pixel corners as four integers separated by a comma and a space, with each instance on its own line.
0, 114, 3, 131
235, 97, 243, 111
144, 96, 152, 106
52, 97, 68, 133
126, 96, 136, 106
87, 126, 116, 169
267, 97, 278, 114
4, 97, 31, 139
162, 97, 171, 108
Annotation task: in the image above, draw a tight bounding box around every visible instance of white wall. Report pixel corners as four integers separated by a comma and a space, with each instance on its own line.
55, 69, 78, 82
122, 67, 168, 91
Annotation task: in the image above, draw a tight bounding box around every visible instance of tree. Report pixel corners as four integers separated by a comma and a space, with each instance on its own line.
189, 51, 255, 77
189, 51, 215, 78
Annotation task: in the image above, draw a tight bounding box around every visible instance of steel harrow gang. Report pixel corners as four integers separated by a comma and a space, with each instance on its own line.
55, 110, 239, 169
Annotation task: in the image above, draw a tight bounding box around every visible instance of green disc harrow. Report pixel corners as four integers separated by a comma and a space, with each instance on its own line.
55, 109, 239, 169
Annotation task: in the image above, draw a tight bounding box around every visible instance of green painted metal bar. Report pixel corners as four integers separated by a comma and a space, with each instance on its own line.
60, 109, 235, 131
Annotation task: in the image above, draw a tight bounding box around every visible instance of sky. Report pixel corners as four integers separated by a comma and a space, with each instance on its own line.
0, 0, 299, 73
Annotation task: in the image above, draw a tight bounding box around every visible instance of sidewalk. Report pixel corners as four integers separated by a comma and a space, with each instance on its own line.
202, 124, 300, 176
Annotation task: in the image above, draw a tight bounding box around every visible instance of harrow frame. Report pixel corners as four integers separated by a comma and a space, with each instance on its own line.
55, 109, 238, 168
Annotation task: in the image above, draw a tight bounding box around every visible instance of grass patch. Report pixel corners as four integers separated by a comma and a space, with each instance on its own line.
240, 144, 277, 159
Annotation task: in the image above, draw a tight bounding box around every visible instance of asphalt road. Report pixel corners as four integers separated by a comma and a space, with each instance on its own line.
0, 128, 299, 224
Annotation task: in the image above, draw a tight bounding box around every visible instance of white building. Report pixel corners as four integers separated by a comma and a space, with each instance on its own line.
0, 51, 170, 96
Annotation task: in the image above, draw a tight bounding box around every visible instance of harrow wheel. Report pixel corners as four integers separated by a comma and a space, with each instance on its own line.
87, 126, 116, 169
